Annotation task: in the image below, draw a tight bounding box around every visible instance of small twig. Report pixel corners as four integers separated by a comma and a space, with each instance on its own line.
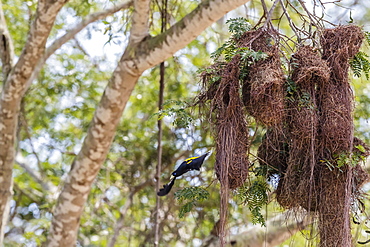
263, 0, 280, 30
15, 154, 59, 193
13, 182, 42, 203
261, 0, 269, 15
278, 32, 299, 48
254, 0, 268, 28
297, 0, 325, 30
248, 152, 280, 172
286, 1, 312, 24
279, 0, 302, 42
73, 38, 89, 57
205, 178, 218, 189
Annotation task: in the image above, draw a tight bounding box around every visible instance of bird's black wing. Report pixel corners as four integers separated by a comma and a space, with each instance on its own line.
158, 152, 210, 196
172, 152, 209, 177
157, 177, 176, 196
186, 152, 209, 170
172, 161, 190, 177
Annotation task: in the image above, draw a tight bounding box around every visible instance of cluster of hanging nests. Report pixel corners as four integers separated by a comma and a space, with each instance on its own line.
198, 25, 370, 247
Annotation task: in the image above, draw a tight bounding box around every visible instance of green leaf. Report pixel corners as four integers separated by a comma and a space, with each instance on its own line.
175, 187, 209, 218
179, 202, 194, 218
237, 179, 270, 226
151, 100, 194, 128
364, 31, 370, 46
355, 144, 366, 153
226, 17, 252, 39
175, 186, 210, 202
350, 51, 370, 80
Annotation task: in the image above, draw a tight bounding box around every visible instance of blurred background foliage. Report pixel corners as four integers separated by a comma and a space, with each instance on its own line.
3, 0, 370, 246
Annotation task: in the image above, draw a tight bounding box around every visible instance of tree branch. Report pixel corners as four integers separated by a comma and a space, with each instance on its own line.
128, 0, 151, 44
0, 0, 14, 82
47, 0, 251, 245
279, 0, 301, 42
201, 211, 313, 247
132, 0, 252, 73
15, 152, 58, 193
26, 0, 133, 87
15, 156, 49, 191
0, 0, 69, 244
47, 1, 132, 60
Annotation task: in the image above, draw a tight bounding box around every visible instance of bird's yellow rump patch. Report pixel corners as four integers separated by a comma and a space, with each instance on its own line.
185, 155, 203, 164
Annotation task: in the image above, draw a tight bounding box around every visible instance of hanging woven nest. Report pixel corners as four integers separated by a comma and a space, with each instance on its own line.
257, 127, 288, 176
213, 56, 249, 190
238, 29, 285, 127
275, 46, 330, 211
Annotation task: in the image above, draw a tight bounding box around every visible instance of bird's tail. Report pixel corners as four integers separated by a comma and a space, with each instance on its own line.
157, 177, 176, 196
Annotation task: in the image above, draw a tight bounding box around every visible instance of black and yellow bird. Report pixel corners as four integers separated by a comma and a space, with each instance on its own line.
157, 152, 209, 196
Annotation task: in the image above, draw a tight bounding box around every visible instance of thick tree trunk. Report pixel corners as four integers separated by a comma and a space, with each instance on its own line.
46, 0, 251, 245
0, 0, 68, 244
46, 57, 141, 246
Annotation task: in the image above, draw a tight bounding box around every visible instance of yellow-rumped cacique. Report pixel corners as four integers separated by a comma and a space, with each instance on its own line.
157, 152, 209, 196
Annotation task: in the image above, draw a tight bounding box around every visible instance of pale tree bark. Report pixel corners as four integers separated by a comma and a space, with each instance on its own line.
46, 0, 251, 245
201, 212, 312, 247
128, 0, 150, 45
46, 0, 151, 244
16, 0, 132, 199
0, 0, 14, 82
0, 0, 69, 244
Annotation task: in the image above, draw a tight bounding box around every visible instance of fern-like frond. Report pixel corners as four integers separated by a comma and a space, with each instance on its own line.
350, 51, 370, 80
174, 187, 209, 218
238, 179, 270, 226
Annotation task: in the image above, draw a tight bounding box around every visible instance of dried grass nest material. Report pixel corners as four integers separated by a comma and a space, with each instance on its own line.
278, 26, 365, 247
291, 46, 331, 87
257, 128, 288, 176
212, 56, 249, 190
321, 25, 364, 83
279, 46, 328, 211
317, 26, 363, 156
317, 81, 354, 154
238, 29, 285, 127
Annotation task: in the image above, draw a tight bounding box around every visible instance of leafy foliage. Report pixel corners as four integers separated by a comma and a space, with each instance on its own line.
286, 78, 297, 101
350, 51, 370, 80
364, 31, 370, 46
174, 187, 210, 218
4, 1, 370, 246
210, 18, 267, 65
237, 179, 270, 226
336, 150, 367, 168
320, 149, 366, 172
226, 17, 252, 39
210, 38, 267, 63
152, 100, 194, 128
